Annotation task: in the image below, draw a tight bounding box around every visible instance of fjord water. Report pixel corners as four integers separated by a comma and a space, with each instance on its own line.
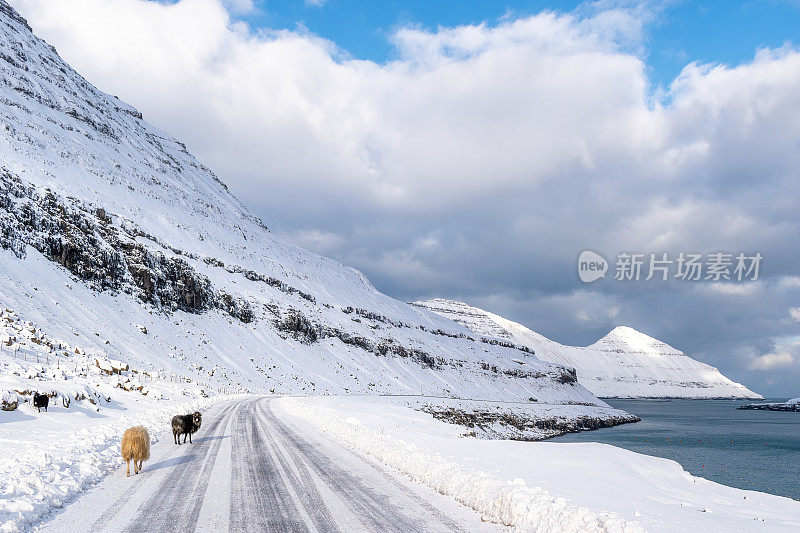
551, 399, 800, 501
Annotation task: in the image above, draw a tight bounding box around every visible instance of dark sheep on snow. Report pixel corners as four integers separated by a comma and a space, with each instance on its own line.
172, 411, 202, 444
33, 393, 49, 412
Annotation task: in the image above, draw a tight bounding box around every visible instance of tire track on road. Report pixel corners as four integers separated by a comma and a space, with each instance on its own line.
229, 398, 310, 532
252, 402, 339, 532
43, 397, 484, 533
259, 398, 462, 533
122, 401, 237, 532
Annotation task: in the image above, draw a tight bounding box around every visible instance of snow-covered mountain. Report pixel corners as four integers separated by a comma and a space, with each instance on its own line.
0, 1, 633, 424
412, 299, 761, 399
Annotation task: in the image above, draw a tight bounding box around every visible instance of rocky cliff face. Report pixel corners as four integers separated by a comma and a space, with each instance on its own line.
0, 1, 622, 416
413, 299, 762, 399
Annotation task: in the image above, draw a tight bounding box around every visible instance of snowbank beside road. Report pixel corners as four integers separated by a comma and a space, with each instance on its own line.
278, 396, 800, 532
0, 394, 242, 532
278, 396, 643, 532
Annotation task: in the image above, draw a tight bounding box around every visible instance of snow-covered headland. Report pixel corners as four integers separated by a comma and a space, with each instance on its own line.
413, 299, 761, 399
278, 396, 800, 532
394, 396, 638, 441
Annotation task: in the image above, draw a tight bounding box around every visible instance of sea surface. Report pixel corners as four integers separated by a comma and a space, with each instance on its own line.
551, 399, 800, 501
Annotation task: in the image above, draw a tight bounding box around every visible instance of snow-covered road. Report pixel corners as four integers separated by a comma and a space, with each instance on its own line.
36, 397, 498, 532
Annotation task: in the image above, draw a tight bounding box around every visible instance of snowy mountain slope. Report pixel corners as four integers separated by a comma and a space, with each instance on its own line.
412, 299, 761, 399
0, 2, 630, 420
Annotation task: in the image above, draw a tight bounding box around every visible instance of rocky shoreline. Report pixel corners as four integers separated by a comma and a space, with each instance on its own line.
420, 405, 640, 440
737, 402, 800, 412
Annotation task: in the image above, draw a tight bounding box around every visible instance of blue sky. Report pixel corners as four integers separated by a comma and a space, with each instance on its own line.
238, 0, 800, 87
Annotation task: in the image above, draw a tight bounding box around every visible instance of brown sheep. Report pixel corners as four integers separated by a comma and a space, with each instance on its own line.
121, 426, 150, 477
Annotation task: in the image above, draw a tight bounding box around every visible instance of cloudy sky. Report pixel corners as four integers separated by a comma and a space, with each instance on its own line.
10, 0, 800, 396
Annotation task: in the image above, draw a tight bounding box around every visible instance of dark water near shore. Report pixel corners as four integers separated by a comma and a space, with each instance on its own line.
551, 399, 800, 501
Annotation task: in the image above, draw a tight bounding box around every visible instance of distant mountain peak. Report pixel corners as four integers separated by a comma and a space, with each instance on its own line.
413, 298, 761, 399
594, 326, 666, 349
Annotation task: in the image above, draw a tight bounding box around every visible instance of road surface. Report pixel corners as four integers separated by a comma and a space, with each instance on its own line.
38, 397, 501, 532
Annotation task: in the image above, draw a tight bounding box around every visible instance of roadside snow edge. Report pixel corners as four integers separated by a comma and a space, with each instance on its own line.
276, 396, 643, 533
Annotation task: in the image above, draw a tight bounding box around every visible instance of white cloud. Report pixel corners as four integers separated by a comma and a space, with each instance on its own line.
14, 0, 800, 230
698, 282, 763, 296
279, 229, 345, 255
749, 349, 796, 371
789, 307, 800, 322
10, 0, 660, 212
748, 337, 800, 371
778, 276, 800, 289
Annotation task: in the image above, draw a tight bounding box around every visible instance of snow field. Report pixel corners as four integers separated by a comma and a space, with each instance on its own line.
0, 305, 216, 413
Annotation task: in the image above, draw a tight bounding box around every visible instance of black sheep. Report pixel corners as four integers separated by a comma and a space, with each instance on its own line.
33, 393, 49, 413
172, 411, 202, 444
